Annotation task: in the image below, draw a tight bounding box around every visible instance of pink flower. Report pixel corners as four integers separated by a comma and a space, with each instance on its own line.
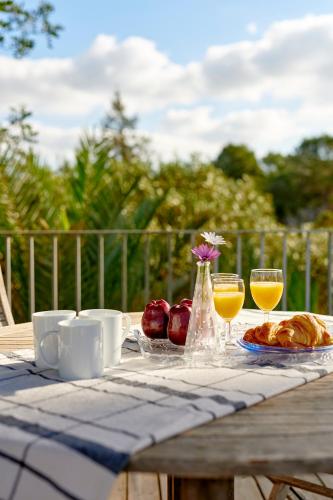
191, 244, 221, 262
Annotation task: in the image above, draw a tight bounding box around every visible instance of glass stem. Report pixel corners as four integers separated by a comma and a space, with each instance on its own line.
263, 311, 270, 323
225, 321, 231, 343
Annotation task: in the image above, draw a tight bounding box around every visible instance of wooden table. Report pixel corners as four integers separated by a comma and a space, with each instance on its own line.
2, 314, 333, 500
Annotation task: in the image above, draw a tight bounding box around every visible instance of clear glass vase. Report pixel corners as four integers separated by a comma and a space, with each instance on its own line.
184, 261, 219, 365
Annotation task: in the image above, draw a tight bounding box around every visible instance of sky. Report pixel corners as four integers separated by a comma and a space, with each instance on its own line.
1, 0, 333, 165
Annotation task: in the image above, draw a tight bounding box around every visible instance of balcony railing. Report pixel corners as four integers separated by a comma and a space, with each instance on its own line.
1, 229, 332, 317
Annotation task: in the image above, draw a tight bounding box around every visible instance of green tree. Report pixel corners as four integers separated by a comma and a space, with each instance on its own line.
100, 92, 150, 163
296, 135, 333, 160
214, 143, 262, 179
0, 0, 62, 57
0, 105, 37, 163
263, 135, 333, 224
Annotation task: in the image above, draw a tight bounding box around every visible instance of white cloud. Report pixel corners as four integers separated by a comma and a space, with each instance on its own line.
201, 14, 333, 102
150, 106, 296, 160
0, 34, 198, 117
149, 100, 333, 161
33, 122, 81, 165
1, 13, 333, 164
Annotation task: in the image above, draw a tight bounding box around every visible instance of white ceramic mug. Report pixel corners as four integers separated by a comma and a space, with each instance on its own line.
32, 310, 76, 368
79, 309, 131, 367
39, 318, 104, 380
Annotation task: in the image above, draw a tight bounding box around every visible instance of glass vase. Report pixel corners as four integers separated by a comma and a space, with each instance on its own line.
184, 260, 219, 365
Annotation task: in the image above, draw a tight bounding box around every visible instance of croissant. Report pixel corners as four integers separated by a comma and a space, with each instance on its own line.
276, 314, 330, 347
243, 313, 333, 348
243, 322, 280, 346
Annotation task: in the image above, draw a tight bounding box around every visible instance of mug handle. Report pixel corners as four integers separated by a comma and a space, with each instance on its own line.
122, 314, 131, 343
39, 330, 59, 369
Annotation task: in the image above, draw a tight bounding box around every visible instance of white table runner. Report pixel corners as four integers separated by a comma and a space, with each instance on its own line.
0, 310, 332, 500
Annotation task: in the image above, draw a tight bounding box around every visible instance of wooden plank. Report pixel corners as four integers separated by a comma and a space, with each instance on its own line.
0, 265, 14, 325
109, 475, 266, 500
255, 476, 274, 499
128, 375, 333, 477
268, 483, 290, 500
127, 472, 161, 500
108, 474, 316, 500
159, 475, 168, 500
109, 473, 127, 500
235, 476, 264, 500
168, 477, 181, 500
254, 476, 300, 500
108, 473, 168, 500
174, 477, 234, 500
317, 473, 333, 489
0, 322, 32, 334
268, 475, 333, 499
293, 474, 330, 500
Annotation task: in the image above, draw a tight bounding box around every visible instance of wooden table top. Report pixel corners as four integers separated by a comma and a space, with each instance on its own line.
3, 313, 333, 479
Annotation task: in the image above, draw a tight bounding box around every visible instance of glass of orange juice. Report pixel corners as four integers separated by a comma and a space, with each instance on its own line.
211, 273, 239, 293
250, 269, 284, 322
212, 277, 245, 344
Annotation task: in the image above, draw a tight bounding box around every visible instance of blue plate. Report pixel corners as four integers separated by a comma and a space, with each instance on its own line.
237, 337, 333, 354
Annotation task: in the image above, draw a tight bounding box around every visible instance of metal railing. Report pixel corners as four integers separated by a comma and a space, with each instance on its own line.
1, 228, 333, 316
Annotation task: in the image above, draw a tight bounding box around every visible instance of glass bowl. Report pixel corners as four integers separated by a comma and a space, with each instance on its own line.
237, 337, 333, 354
132, 327, 185, 365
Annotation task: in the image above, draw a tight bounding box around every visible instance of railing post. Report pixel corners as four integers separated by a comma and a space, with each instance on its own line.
236, 234, 242, 277
99, 235, 104, 308
122, 234, 128, 312
282, 233, 287, 310
76, 236, 81, 312
29, 237, 35, 316
144, 235, 150, 305
259, 232, 265, 268
213, 252, 219, 273
328, 232, 333, 315
52, 236, 58, 310
190, 233, 196, 295
167, 233, 173, 304
5, 237, 11, 308
305, 232, 311, 311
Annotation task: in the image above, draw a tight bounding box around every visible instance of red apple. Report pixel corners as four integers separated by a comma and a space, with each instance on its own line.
167, 304, 191, 346
141, 299, 170, 338
180, 298, 192, 309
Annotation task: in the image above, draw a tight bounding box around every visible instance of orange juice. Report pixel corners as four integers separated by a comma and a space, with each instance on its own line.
250, 281, 283, 311
214, 291, 245, 320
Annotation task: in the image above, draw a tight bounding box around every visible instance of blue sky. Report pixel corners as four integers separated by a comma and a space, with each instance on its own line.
31, 0, 333, 61
1, 1, 333, 165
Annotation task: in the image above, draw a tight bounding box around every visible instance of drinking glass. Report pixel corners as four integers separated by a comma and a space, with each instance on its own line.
212, 277, 245, 344
211, 273, 239, 280
250, 269, 284, 322
211, 273, 239, 293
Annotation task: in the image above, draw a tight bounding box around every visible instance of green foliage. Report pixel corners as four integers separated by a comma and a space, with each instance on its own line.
99, 92, 149, 164
263, 136, 333, 224
296, 135, 333, 160
0, 0, 62, 56
0, 106, 38, 165
1, 96, 333, 320
214, 143, 262, 180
